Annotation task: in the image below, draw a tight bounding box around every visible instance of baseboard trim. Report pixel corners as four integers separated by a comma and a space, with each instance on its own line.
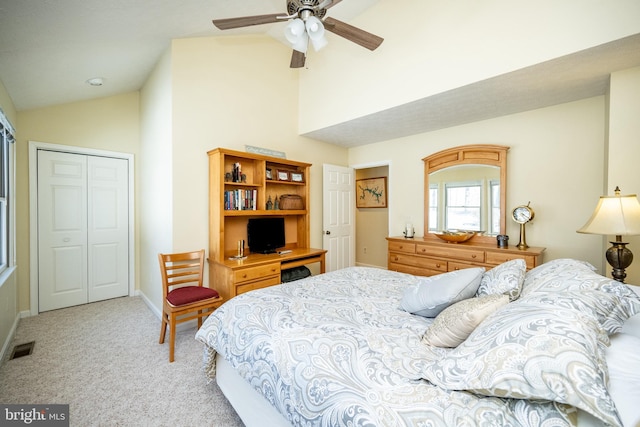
354, 262, 385, 269
137, 291, 198, 332
0, 312, 20, 363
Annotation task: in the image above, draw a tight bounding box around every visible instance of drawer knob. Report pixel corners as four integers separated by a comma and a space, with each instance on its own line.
394, 256, 399, 261
436, 263, 441, 268
471, 254, 477, 259
242, 274, 247, 278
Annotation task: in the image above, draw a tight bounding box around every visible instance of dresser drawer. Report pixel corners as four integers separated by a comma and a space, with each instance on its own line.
388, 241, 416, 254
388, 253, 447, 272
236, 276, 282, 295
416, 244, 485, 263
388, 263, 442, 277
448, 261, 482, 272
485, 252, 536, 269
233, 263, 280, 284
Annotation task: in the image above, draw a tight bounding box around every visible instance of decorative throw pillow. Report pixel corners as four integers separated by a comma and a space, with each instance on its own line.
399, 267, 485, 317
520, 258, 597, 297
519, 290, 640, 335
423, 294, 509, 347
476, 259, 526, 301
420, 297, 623, 427
519, 259, 640, 319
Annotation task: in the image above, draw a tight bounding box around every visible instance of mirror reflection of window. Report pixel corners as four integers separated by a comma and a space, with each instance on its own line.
429, 186, 438, 231
428, 165, 500, 235
445, 183, 481, 231
490, 180, 500, 235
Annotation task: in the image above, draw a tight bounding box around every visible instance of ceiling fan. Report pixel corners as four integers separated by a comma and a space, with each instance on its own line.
212, 0, 384, 68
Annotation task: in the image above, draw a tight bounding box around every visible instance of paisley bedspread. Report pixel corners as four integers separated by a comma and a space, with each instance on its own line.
195, 266, 587, 427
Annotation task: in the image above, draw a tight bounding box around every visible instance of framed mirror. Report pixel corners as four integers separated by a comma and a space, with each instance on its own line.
423, 145, 509, 241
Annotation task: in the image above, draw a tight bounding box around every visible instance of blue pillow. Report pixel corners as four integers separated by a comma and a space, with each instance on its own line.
400, 267, 485, 317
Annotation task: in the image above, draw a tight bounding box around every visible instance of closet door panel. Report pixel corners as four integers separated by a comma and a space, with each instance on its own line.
38, 151, 88, 312
87, 156, 129, 302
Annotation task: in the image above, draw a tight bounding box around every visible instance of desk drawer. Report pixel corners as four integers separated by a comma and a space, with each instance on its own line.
234, 263, 280, 284
236, 276, 281, 295
416, 244, 485, 263
388, 241, 416, 254
388, 253, 447, 272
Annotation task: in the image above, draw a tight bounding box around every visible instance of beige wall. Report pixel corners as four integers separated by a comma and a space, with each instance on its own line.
355, 166, 389, 268
350, 96, 609, 273
299, 0, 640, 132
607, 67, 640, 284
15, 93, 141, 312
0, 78, 17, 359
137, 36, 349, 311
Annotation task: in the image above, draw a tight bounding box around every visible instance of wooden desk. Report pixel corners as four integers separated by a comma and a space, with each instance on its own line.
210, 247, 327, 300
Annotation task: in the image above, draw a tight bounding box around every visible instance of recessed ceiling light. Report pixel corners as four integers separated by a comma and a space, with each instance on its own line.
86, 77, 104, 87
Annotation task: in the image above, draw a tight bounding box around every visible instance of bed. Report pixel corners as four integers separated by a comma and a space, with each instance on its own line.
195, 259, 640, 427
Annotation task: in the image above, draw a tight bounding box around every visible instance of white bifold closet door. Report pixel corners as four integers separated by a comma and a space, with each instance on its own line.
37, 150, 129, 312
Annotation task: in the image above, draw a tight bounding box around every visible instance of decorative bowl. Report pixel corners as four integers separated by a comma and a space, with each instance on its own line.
434, 231, 476, 244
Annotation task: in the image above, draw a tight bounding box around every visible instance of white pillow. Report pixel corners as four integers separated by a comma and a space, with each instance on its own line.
606, 333, 640, 427
423, 294, 509, 347
476, 259, 526, 301
399, 267, 485, 317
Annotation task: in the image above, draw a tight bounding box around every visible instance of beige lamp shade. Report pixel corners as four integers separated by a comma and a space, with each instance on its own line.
577, 192, 640, 236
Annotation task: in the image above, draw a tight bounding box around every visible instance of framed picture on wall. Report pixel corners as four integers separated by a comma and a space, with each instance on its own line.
356, 177, 387, 208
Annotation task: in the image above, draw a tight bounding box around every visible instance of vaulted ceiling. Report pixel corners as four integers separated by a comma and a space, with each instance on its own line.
0, 0, 378, 112
1, 1, 639, 147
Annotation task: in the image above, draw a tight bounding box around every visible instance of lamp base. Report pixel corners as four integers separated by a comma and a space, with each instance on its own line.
605, 238, 633, 283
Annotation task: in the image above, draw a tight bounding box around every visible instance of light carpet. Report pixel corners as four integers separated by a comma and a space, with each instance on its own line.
0, 296, 245, 427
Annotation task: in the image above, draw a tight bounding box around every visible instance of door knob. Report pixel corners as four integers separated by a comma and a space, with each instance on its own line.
325, 230, 331, 235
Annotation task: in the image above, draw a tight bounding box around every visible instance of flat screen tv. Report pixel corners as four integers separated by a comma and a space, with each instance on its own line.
247, 217, 286, 254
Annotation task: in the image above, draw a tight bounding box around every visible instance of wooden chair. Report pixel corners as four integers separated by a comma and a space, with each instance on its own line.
158, 249, 223, 362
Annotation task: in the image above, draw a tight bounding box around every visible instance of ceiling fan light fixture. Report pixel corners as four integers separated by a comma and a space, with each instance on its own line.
305, 16, 328, 51
285, 18, 308, 53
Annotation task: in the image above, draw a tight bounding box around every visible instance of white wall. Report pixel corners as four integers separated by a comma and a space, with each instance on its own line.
299, 0, 640, 132
139, 49, 173, 311
349, 96, 607, 271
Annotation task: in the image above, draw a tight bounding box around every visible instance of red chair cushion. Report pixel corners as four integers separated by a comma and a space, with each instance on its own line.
167, 286, 219, 307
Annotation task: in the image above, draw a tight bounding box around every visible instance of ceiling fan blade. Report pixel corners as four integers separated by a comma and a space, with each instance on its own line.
290, 50, 306, 68
212, 13, 284, 30
323, 17, 383, 51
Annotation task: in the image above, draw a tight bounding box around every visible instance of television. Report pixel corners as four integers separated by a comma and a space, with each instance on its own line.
247, 217, 286, 254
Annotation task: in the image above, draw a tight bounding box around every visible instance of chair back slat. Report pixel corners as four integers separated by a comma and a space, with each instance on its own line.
158, 250, 206, 298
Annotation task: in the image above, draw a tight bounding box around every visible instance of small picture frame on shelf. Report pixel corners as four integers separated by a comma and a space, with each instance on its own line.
266, 168, 273, 180
290, 172, 304, 183
277, 170, 290, 181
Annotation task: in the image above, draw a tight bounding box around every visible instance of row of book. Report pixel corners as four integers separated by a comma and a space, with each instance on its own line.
224, 189, 257, 211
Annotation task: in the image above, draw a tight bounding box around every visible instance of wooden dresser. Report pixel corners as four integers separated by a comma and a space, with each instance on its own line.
387, 235, 545, 277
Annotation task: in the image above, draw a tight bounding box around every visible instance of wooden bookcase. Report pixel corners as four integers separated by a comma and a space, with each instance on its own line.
208, 148, 325, 300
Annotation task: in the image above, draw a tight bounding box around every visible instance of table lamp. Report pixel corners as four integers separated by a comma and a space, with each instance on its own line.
577, 186, 640, 283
